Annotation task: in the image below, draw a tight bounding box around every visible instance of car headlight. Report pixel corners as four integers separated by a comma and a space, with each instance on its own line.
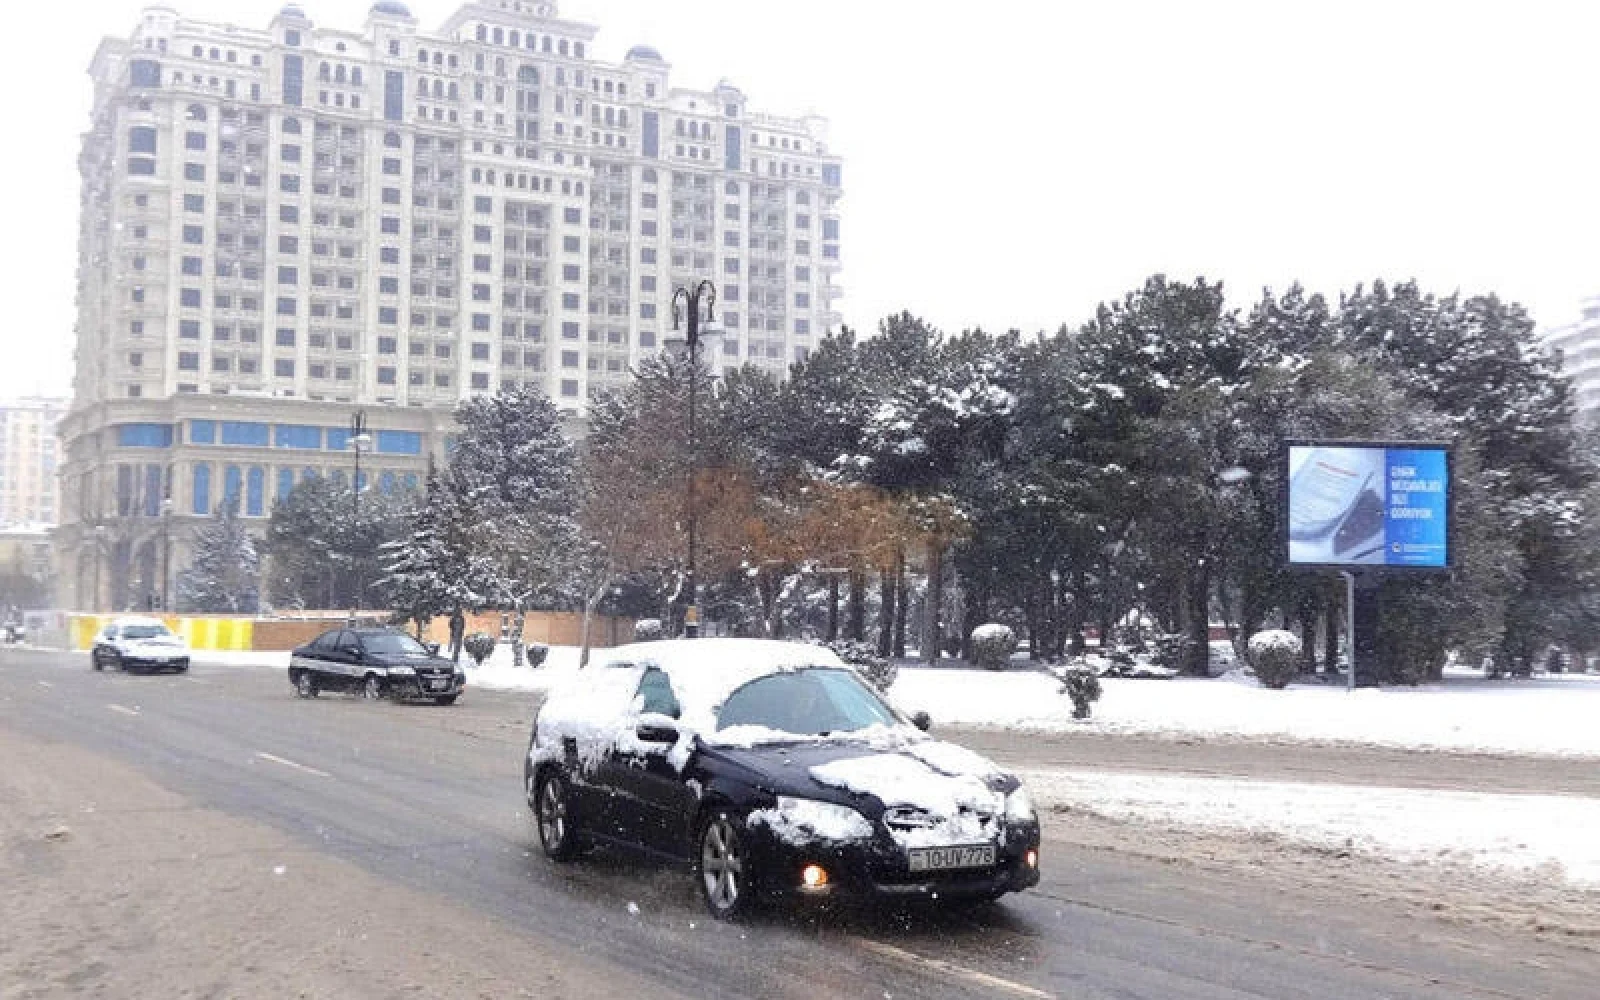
1004, 786, 1036, 823
774, 796, 874, 841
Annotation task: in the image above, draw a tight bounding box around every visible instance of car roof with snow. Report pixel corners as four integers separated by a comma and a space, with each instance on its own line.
586, 638, 852, 732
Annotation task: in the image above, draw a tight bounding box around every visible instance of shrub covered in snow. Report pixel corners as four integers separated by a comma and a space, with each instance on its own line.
1152, 632, 1196, 671
821, 639, 896, 693
969, 624, 1018, 670
633, 618, 665, 642
524, 642, 550, 668
1247, 629, 1303, 689
463, 631, 496, 666
1060, 668, 1103, 719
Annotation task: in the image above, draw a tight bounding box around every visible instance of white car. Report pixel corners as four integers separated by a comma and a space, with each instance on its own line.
91, 617, 192, 673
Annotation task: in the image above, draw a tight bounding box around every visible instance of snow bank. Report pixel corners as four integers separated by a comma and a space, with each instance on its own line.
464, 643, 584, 693
889, 665, 1600, 757
1022, 768, 1600, 888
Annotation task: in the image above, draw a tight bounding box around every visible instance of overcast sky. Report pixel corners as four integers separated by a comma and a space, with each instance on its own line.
6, 0, 1599, 400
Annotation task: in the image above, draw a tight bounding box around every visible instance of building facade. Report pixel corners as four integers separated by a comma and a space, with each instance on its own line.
1543, 297, 1600, 420
0, 399, 68, 527
61, 0, 843, 610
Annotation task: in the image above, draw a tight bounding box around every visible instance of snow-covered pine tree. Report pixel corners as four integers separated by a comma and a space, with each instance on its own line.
177, 493, 261, 613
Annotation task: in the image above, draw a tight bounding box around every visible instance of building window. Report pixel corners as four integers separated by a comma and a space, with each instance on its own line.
192, 464, 212, 514
274, 359, 295, 378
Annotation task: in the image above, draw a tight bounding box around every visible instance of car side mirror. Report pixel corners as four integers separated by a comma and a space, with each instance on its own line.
911, 711, 932, 732
635, 713, 679, 744
425, 642, 441, 656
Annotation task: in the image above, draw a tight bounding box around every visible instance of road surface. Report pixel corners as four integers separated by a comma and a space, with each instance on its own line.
2, 647, 1594, 999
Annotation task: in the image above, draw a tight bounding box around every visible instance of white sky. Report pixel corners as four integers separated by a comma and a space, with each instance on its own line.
5, 0, 1599, 400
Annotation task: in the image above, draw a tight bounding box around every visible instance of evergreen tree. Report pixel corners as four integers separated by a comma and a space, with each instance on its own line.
177, 494, 260, 613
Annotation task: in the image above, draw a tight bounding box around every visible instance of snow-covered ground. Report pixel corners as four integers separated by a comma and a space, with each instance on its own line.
889, 665, 1600, 758
1022, 768, 1600, 888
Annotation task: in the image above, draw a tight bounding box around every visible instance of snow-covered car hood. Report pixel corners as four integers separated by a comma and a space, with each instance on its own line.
708, 736, 1022, 848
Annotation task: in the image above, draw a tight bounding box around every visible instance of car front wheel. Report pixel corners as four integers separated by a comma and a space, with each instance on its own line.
698, 809, 754, 920
534, 770, 578, 861
92, 650, 104, 672
360, 674, 384, 701
294, 670, 318, 698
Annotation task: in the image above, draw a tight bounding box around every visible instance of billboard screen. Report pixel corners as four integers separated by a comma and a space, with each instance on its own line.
1286, 442, 1451, 569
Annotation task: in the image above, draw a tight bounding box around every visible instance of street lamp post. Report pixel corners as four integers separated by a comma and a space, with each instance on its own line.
348, 410, 373, 613
669, 279, 717, 638
160, 495, 173, 612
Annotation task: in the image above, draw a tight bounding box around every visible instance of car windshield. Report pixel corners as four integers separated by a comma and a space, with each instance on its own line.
121, 625, 170, 640
715, 668, 899, 737
361, 633, 430, 656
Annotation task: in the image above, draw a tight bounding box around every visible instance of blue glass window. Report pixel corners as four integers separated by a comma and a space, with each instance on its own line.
325, 427, 351, 451
220, 421, 270, 447
724, 125, 741, 170
383, 69, 404, 121
642, 111, 659, 158
375, 430, 422, 455
379, 471, 396, 495
224, 465, 243, 504
302, 467, 318, 482
822, 218, 839, 241
117, 423, 174, 448
190, 419, 216, 444
274, 424, 322, 449
192, 464, 211, 514
822, 164, 841, 188
331, 469, 348, 488
356, 471, 368, 494
402, 473, 419, 493
276, 468, 295, 502
246, 467, 265, 517
282, 54, 303, 106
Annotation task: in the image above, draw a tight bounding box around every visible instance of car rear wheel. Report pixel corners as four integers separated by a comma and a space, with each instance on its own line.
534, 770, 578, 861
698, 810, 754, 920
294, 670, 318, 699
92, 650, 104, 672
360, 674, 384, 701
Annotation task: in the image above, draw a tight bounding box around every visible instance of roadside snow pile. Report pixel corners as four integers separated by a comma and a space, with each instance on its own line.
888, 666, 1600, 757
1020, 769, 1600, 888
465, 643, 583, 693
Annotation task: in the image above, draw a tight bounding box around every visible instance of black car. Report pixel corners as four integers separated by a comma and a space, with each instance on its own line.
289, 627, 465, 704
524, 639, 1041, 919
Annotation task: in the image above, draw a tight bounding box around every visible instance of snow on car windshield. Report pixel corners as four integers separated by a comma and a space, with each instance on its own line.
715, 668, 898, 738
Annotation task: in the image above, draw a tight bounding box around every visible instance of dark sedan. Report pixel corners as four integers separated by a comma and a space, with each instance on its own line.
524, 639, 1041, 919
289, 627, 465, 705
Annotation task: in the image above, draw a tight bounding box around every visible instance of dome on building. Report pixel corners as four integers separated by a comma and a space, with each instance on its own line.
277, 3, 308, 19
370, 1, 413, 17
625, 44, 665, 63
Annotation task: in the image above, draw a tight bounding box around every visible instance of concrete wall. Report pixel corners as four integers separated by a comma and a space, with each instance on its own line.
62, 611, 637, 651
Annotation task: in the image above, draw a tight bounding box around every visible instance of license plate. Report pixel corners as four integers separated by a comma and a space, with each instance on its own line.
427, 678, 448, 690
906, 845, 996, 872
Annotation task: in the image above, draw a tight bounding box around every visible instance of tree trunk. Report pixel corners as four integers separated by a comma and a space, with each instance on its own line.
922, 540, 943, 664
876, 567, 896, 658
847, 569, 866, 642
579, 586, 604, 668
1186, 564, 1211, 676
826, 576, 839, 642
892, 555, 909, 659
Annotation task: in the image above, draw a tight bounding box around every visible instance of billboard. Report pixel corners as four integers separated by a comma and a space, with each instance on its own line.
1285, 441, 1451, 569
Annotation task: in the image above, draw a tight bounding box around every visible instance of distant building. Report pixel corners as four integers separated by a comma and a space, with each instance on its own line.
61, 1, 844, 610
0, 399, 67, 527
0, 524, 54, 609
1542, 297, 1600, 419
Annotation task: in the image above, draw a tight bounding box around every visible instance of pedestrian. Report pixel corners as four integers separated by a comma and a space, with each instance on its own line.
449, 606, 466, 664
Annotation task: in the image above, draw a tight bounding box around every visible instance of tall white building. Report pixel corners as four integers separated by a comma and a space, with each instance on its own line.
61, 0, 843, 610
1544, 296, 1600, 420
0, 398, 68, 527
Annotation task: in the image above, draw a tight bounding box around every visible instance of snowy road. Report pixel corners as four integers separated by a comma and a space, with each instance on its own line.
2, 647, 1595, 1000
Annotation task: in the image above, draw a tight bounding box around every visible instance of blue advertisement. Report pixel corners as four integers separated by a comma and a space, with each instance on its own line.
1286, 444, 1450, 568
